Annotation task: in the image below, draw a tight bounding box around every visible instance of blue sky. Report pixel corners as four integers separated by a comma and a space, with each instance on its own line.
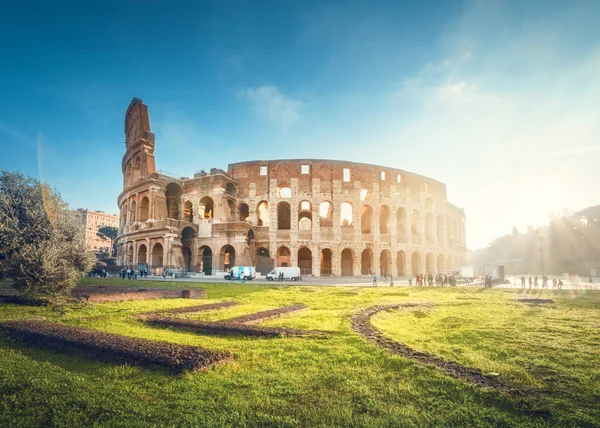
1, 0, 598, 249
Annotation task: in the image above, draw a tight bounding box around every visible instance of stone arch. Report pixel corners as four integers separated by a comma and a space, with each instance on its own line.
132, 156, 141, 183
438, 254, 445, 274
361, 205, 372, 234
277, 201, 291, 230
225, 182, 236, 196
412, 210, 421, 242
257, 201, 269, 226
298, 201, 312, 230
181, 227, 196, 272
380, 250, 391, 276
139, 197, 149, 222
380, 205, 390, 235
199, 196, 214, 220
396, 250, 406, 276
129, 200, 136, 224
199, 245, 212, 275
127, 245, 134, 265
437, 215, 445, 242
397, 208, 406, 242
361, 248, 373, 275
426, 252, 435, 274
165, 183, 182, 219
426, 213, 434, 241
341, 248, 354, 276
137, 244, 147, 264
277, 246, 291, 267
256, 247, 272, 275
184, 201, 193, 222
320, 248, 333, 276
277, 186, 292, 199
298, 247, 312, 275
151, 243, 164, 268
340, 202, 353, 226
319, 201, 334, 227
411, 251, 421, 275
220, 245, 235, 271
239, 203, 249, 222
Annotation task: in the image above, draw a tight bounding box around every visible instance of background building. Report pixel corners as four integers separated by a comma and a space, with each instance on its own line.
77, 209, 119, 252
116, 98, 467, 276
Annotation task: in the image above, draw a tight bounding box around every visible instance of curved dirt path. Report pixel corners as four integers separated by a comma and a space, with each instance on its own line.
351, 303, 514, 393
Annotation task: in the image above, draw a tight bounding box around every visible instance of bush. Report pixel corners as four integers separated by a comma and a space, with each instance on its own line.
0, 171, 95, 296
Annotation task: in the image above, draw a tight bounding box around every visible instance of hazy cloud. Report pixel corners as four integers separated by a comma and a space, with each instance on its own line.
239, 85, 302, 128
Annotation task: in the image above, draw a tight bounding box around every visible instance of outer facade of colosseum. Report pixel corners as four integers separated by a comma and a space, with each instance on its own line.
116, 98, 467, 277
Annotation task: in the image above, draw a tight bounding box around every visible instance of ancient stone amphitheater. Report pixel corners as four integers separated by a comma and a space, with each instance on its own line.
116, 98, 467, 277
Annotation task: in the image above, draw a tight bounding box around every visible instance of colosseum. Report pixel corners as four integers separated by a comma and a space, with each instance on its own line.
116, 98, 467, 277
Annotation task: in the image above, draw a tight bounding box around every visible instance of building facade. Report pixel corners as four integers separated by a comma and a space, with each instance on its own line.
116, 98, 467, 276
78, 209, 120, 252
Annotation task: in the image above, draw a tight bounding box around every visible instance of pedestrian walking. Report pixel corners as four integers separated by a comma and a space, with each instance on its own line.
372, 272, 377, 287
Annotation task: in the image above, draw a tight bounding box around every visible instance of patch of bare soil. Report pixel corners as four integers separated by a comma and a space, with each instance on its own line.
143, 315, 330, 338
71, 286, 207, 303
142, 301, 238, 316
1, 320, 231, 372
221, 304, 307, 324
351, 304, 523, 396
518, 298, 555, 305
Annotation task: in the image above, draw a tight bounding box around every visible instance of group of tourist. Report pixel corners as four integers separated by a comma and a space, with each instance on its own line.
119, 268, 150, 279
520, 275, 564, 289
411, 273, 457, 287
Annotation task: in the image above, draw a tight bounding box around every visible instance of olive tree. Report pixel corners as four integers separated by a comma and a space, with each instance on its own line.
0, 171, 95, 296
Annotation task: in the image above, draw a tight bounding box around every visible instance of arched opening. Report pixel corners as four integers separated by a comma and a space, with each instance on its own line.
132, 157, 141, 183
437, 215, 445, 242
184, 201, 193, 222
181, 227, 196, 271
319, 201, 333, 227
341, 249, 353, 276
380, 205, 390, 235
396, 251, 406, 276
225, 182, 236, 196
380, 250, 391, 276
320, 248, 332, 276
277, 246, 291, 267
139, 197, 149, 222
426, 213, 434, 241
438, 254, 445, 274
199, 246, 212, 275
221, 245, 235, 271
129, 201, 136, 224
151, 243, 164, 269
397, 208, 406, 242
277, 186, 292, 198
137, 244, 147, 264
257, 201, 269, 226
298, 201, 312, 230
256, 247, 273, 275
277, 202, 291, 230
165, 183, 183, 219
411, 251, 421, 275
361, 249, 373, 275
447, 255, 453, 272
298, 247, 312, 275
411, 210, 421, 242
361, 205, 372, 234
360, 189, 369, 201
239, 203, 249, 222
340, 202, 353, 226
426, 253, 435, 274
199, 196, 214, 220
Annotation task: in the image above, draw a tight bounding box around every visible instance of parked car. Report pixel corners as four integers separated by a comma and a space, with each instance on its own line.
266, 267, 302, 281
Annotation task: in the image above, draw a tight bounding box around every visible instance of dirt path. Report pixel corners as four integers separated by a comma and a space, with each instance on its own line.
351, 303, 516, 393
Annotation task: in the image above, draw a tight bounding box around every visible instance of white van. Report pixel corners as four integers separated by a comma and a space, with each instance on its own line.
224, 266, 256, 280
266, 267, 302, 281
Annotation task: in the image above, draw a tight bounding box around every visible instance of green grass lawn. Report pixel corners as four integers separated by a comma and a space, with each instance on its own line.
1, 279, 598, 427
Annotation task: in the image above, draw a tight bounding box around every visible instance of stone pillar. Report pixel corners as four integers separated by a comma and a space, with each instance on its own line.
312, 246, 320, 277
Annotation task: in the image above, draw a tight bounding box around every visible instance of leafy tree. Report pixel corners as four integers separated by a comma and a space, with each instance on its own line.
97, 226, 118, 256
0, 171, 95, 296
